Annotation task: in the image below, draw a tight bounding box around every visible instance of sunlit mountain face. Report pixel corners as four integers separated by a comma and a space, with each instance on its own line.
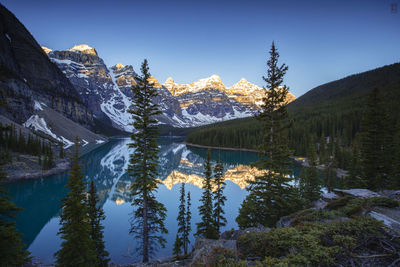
5, 138, 301, 264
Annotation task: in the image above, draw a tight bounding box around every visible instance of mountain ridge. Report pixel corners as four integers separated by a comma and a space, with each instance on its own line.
43, 44, 295, 131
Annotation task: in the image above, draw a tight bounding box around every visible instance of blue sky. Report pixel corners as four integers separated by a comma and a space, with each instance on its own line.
2, 0, 399, 97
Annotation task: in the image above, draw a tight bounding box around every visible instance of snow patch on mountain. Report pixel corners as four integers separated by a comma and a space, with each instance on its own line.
23, 115, 74, 147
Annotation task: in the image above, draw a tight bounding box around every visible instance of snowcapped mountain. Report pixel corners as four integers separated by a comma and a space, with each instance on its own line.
43, 44, 296, 131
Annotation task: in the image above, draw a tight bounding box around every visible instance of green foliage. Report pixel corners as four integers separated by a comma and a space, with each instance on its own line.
213, 160, 226, 236
327, 196, 399, 217
87, 181, 109, 266
196, 149, 218, 239
127, 59, 167, 262
0, 123, 45, 164
289, 209, 342, 226
237, 217, 384, 266
55, 138, 96, 266
299, 142, 322, 202
174, 183, 191, 255
172, 234, 183, 257
206, 247, 237, 266
185, 191, 192, 254
237, 43, 303, 228
0, 166, 30, 266
360, 88, 392, 190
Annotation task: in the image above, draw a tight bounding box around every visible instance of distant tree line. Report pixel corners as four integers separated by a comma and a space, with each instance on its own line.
0, 123, 59, 170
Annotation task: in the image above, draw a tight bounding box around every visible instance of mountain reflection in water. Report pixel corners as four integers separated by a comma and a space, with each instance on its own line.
5, 137, 300, 264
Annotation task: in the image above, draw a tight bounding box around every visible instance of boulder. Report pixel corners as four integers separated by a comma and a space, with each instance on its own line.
276, 215, 293, 228
220, 225, 269, 240
191, 238, 236, 266
312, 198, 328, 210
333, 189, 381, 198
321, 191, 340, 201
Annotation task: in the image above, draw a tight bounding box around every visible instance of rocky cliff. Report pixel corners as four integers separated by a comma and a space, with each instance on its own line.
0, 3, 92, 126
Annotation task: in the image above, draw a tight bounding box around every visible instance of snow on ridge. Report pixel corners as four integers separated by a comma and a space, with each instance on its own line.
96, 140, 105, 144
34, 101, 43, 111
23, 115, 75, 148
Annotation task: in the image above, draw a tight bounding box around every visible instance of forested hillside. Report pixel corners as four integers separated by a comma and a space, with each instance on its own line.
186, 63, 400, 156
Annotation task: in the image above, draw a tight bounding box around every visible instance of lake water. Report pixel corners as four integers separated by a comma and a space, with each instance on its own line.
5, 137, 301, 264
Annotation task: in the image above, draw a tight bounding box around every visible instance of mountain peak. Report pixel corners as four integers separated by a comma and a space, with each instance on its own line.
114, 63, 125, 70
41, 46, 52, 54
69, 44, 98, 56
165, 77, 174, 84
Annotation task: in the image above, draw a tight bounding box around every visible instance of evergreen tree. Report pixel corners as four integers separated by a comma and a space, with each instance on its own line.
184, 191, 192, 254
213, 160, 226, 236
389, 123, 400, 189
87, 181, 109, 266
299, 142, 322, 202
174, 182, 191, 256
127, 59, 167, 263
196, 149, 217, 239
172, 234, 183, 257
360, 88, 389, 190
55, 138, 96, 266
59, 142, 65, 159
346, 145, 365, 188
236, 42, 303, 228
0, 167, 30, 266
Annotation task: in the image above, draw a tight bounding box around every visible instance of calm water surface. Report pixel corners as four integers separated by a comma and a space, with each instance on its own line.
5, 137, 301, 264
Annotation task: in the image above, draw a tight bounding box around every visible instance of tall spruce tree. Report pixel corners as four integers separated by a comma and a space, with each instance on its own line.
236, 42, 302, 228
55, 137, 96, 266
213, 160, 226, 236
196, 149, 218, 239
184, 191, 192, 254
299, 142, 322, 202
127, 59, 167, 263
174, 183, 186, 256
360, 88, 389, 190
172, 234, 183, 257
346, 145, 365, 188
0, 166, 30, 266
87, 181, 109, 266
390, 123, 400, 189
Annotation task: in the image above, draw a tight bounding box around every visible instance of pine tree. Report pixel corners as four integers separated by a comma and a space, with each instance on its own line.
213, 160, 226, 236
196, 149, 218, 239
389, 123, 400, 189
59, 142, 64, 159
299, 142, 322, 202
184, 191, 192, 254
55, 137, 96, 266
346, 145, 365, 188
360, 88, 389, 190
236, 42, 303, 228
0, 166, 30, 266
174, 182, 188, 256
127, 59, 167, 263
87, 181, 109, 266
172, 234, 183, 257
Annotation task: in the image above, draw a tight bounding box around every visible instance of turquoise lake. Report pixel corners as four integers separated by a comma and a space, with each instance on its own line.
5, 137, 301, 264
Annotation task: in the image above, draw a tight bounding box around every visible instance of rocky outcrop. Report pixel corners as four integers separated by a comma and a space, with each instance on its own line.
333, 188, 381, 198
0, 3, 92, 127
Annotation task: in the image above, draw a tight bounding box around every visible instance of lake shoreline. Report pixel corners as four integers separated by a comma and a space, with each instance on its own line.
4, 140, 110, 182
183, 142, 258, 152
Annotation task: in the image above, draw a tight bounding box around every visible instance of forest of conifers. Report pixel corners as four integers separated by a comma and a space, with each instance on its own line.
186, 63, 400, 158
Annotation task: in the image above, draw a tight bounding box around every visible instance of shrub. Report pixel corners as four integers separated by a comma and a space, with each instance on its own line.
237, 217, 384, 266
